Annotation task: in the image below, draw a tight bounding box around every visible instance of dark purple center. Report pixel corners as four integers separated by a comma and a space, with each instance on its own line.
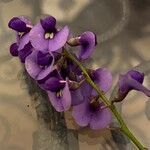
37, 51, 53, 66
10, 43, 18, 56
42, 77, 65, 92
8, 17, 31, 33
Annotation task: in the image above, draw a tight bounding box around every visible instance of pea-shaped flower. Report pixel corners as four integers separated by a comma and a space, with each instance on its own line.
25, 50, 56, 81
38, 69, 84, 111
46, 78, 72, 112
29, 16, 69, 52
72, 68, 112, 129
8, 16, 33, 62
114, 70, 150, 102
68, 31, 97, 60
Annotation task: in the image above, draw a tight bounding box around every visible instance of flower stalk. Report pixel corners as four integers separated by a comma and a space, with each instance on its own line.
64, 49, 147, 150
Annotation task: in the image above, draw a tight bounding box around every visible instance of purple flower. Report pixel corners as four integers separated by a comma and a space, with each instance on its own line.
116, 70, 150, 101
9, 42, 33, 63
72, 68, 112, 130
29, 16, 69, 52
39, 73, 84, 107
68, 31, 97, 60
37, 59, 84, 110
9, 16, 32, 50
8, 16, 33, 62
45, 77, 84, 112
58, 59, 84, 106
25, 50, 56, 80
47, 78, 72, 112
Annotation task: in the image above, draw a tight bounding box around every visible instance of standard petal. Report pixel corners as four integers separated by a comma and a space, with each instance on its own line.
18, 33, 30, 50
90, 104, 112, 130
78, 31, 96, 60
48, 26, 69, 52
72, 100, 91, 127
71, 88, 84, 106
25, 51, 42, 79
37, 55, 55, 81
47, 91, 64, 112
18, 43, 32, 63
29, 23, 49, 51
92, 68, 112, 95
47, 80, 71, 112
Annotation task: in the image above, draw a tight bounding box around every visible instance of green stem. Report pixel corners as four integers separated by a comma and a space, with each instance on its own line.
64, 50, 147, 150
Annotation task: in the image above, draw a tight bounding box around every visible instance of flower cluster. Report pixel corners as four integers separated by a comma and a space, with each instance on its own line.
113, 70, 150, 103
9, 15, 150, 130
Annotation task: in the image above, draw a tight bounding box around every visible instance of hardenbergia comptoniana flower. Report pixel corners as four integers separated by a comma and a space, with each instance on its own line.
8, 15, 150, 150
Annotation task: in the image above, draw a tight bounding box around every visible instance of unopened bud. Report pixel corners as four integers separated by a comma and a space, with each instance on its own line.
67, 37, 80, 46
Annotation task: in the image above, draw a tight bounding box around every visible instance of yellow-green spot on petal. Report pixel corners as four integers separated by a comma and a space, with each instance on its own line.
49, 33, 54, 39
45, 32, 54, 39
18, 32, 24, 37
56, 90, 62, 98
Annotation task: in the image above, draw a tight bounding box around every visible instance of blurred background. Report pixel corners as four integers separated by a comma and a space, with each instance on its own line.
0, 0, 150, 149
